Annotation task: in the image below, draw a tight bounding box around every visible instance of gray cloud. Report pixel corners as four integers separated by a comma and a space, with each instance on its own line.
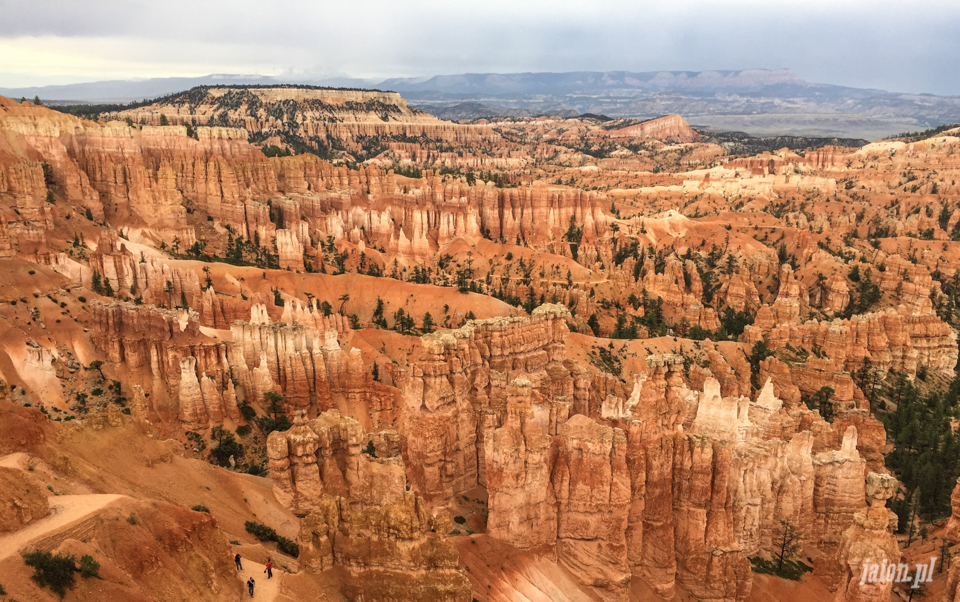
1, 0, 958, 94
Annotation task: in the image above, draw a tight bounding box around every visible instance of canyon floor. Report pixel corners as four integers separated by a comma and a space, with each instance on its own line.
1, 86, 960, 602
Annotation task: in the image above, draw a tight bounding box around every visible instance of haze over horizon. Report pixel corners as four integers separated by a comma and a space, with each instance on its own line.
2, 0, 960, 96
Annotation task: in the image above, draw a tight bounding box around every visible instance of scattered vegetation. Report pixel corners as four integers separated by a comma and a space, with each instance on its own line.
245, 520, 300, 557
884, 372, 960, 519
22, 550, 101, 598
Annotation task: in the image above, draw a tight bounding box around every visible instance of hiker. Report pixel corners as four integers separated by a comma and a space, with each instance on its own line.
247, 577, 255, 598
264, 557, 273, 579
235, 553, 243, 571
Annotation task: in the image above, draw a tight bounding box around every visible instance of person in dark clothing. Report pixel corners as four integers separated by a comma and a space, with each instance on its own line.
264, 558, 273, 579
235, 553, 243, 571
247, 577, 255, 597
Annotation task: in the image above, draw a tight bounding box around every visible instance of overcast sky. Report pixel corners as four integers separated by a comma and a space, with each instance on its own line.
1, 0, 958, 95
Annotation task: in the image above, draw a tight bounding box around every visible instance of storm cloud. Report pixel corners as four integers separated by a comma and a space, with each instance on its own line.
1, 0, 958, 94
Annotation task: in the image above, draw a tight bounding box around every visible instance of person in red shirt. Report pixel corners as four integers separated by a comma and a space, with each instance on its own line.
264, 558, 273, 579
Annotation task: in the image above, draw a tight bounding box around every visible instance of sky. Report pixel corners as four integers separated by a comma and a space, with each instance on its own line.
1, 0, 959, 95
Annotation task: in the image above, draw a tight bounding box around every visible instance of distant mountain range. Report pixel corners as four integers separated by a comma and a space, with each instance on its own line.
3, 69, 958, 140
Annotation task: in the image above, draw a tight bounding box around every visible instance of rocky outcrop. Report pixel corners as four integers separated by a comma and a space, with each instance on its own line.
811, 427, 869, 590
476, 347, 870, 602
177, 356, 209, 430
89, 231, 203, 307
86, 402, 125, 431
753, 264, 807, 327
297, 178, 608, 260
0, 219, 14, 257
553, 414, 631, 597
228, 305, 394, 423
110, 85, 500, 155
832, 473, 900, 602
271, 409, 471, 601
267, 410, 405, 516
402, 304, 574, 503
590, 115, 700, 144
637, 256, 720, 331
275, 228, 305, 271
744, 305, 957, 379
2, 97, 608, 271
948, 478, 960, 542
89, 300, 231, 421
298, 493, 471, 602
0, 96, 103, 223
484, 379, 558, 549
131, 384, 150, 424
0, 466, 49, 532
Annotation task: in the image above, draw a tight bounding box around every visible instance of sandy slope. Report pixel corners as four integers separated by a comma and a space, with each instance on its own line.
0, 493, 126, 561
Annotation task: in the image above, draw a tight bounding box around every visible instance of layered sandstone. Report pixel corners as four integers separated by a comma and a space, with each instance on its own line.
270, 410, 471, 601
402, 304, 575, 503
267, 410, 404, 515
89, 300, 231, 420
484, 379, 558, 549
553, 414, 631, 596
109, 85, 501, 154
590, 115, 700, 144
298, 493, 471, 602
832, 473, 900, 602
744, 305, 957, 379
227, 304, 395, 423
399, 304, 880, 602
479, 347, 878, 602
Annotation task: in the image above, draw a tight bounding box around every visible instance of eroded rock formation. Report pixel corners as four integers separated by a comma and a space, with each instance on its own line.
744, 305, 957, 379
271, 410, 471, 601
0, 466, 50, 532
402, 304, 575, 503
395, 310, 881, 601
832, 472, 900, 602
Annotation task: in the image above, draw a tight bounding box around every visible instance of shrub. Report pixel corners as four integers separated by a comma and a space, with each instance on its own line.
245, 520, 278, 542
236, 424, 252, 437
78, 554, 101, 579
191, 504, 210, 513
238, 401, 256, 422
276, 536, 299, 557
245, 520, 299, 557
245, 462, 268, 477
209, 426, 243, 468
748, 556, 811, 581
127, 513, 137, 525
454, 515, 466, 524
22, 550, 77, 598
